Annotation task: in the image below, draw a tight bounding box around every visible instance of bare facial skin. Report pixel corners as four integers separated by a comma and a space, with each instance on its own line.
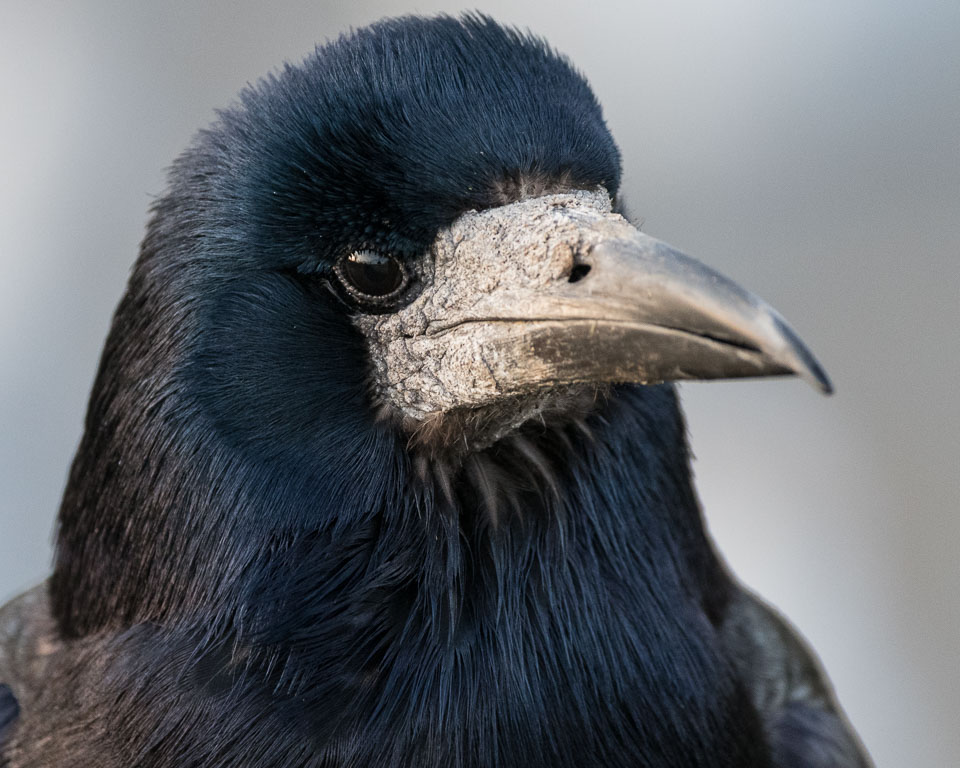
355, 190, 616, 417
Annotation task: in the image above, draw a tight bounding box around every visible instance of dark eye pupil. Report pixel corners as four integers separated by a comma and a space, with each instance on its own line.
339, 251, 405, 298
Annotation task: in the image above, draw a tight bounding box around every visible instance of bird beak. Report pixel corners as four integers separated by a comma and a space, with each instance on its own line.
359, 191, 831, 420
450, 230, 832, 395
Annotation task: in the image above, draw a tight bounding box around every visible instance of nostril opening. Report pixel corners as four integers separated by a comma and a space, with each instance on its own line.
568, 263, 591, 283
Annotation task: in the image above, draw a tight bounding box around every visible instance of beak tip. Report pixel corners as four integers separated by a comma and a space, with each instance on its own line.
768, 314, 832, 396
800, 355, 833, 396
814, 369, 834, 396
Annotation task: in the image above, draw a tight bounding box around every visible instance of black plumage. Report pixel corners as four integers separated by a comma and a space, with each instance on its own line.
0, 14, 869, 767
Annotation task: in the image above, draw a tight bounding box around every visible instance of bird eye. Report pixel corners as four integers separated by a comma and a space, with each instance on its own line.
334, 250, 409, 304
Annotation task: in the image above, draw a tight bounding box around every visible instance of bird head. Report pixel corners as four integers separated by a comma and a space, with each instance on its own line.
183, 15, 828, 456
53, 14, 829, 634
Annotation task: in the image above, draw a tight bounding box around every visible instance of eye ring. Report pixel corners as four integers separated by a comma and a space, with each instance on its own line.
333, 250, 410, 305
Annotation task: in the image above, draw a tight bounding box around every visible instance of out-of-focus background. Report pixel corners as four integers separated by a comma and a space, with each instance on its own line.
2, 1, 957, 763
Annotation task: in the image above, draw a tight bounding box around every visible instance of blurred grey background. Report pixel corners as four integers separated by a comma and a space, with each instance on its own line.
1, 0, 957, 763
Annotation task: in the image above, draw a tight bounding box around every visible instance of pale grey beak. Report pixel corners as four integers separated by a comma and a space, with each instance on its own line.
507, 232, 833, 394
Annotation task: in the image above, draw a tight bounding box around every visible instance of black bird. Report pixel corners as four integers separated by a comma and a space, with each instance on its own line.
0, 14, 870, 768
